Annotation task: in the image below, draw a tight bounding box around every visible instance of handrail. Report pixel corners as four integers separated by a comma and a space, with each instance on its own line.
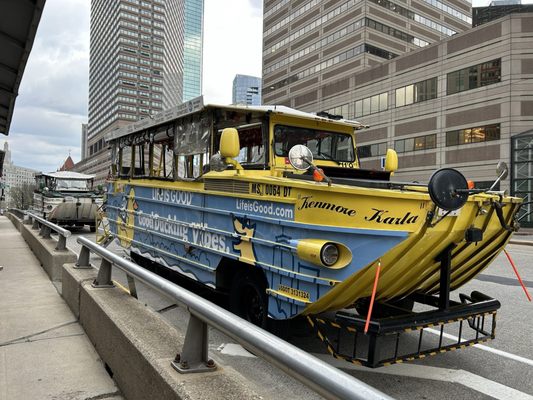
25, 212, 71, 251
8, 208, 26, 219
76, 236, 392, 400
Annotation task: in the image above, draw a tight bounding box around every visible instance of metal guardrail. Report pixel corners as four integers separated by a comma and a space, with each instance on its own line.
25, 212, 71, 251
76, 236, 392, 400
8, 208, 27, 220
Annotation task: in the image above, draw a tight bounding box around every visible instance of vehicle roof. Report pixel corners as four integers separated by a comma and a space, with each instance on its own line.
105, 96, 365, 142
38, 171, 95, 180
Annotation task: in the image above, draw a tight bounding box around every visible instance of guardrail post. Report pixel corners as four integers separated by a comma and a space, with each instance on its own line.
40, 224, 51, 239
92, 259, 115, 288
171, 313, 216, 374
126, 274, 138, 299
75, 246, 92, 269
32, 218, 39, 230
56, 235, 67, 251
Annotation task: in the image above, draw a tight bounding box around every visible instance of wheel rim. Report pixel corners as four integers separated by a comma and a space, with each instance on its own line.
242, 284, 265, 325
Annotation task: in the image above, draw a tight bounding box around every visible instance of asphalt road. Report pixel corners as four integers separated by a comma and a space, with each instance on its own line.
67, 228, 533, 400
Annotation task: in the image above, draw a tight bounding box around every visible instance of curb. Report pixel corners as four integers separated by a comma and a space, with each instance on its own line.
509, 239, 533, 246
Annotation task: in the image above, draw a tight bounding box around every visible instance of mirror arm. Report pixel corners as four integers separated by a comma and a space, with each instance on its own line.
488, 169, 507, 192
302, 157, 332, 186
225, 158, 243, 174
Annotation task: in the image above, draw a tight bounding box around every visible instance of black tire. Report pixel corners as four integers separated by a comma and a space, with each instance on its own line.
229, 273, 268, 329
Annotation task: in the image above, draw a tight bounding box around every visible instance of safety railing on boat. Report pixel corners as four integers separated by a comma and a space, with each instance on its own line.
25, 212, 71, 251
75, 236, 392, 400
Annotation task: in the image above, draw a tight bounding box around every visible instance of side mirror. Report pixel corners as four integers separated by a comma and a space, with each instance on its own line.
496, 161, 508, 181
220, 128, 240, 158
384, 149, 398, 174
288, 145, 313, 170
488, 161, 509, 191
288, 145, 332, 186
219, 128, 243, 172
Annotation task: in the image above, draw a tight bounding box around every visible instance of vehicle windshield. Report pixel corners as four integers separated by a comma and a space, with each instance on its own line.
274, 125, 355, 162
55, 179, 89, 190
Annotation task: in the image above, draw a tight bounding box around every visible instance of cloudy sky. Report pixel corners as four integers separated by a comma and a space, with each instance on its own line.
5, 0, 263, 173
3, 0, 526, 172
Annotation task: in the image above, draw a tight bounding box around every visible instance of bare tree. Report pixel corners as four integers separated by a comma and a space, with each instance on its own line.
9, 183, 36, 210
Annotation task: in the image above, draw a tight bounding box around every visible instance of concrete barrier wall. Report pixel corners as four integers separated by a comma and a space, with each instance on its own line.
10, 213, 77, 281
6, 212, 23, 231
62, 263, 259, 400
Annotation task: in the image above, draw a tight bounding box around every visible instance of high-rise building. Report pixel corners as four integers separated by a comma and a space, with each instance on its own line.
79, 0, 203, 183
262, 0, 472, 113
183, 0, 204, 101
232, 74, 262, 106
81, 123, 88, 161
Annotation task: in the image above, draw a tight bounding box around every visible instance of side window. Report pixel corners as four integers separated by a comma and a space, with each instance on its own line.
213, 124, 267, 169
174, 115, 211, 180
152, 142, 174, 178
133, 145, 146, 177
120, 146, 132, 177
177, 153, 208, 179
236, 127, 265, 165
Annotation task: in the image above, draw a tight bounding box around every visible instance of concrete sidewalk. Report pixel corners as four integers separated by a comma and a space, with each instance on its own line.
0, 216, 123, 400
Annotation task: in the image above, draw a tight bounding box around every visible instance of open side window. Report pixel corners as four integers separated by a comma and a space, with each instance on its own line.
213, 121, 269, 170
151, 142, 174, 179
174, 113, 211, 180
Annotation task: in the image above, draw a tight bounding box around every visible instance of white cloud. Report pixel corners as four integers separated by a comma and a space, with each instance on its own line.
203, 0, 263, 104
6, 106, 84, 172
8, 0, 90, 172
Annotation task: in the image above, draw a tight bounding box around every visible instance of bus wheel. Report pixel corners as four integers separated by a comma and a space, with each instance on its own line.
230, 273, 268, 329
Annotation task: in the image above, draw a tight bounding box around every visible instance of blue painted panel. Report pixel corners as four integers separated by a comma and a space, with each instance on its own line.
107, 184, 407, 319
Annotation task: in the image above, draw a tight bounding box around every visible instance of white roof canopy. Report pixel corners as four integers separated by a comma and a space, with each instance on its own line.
39, 171, 95, 180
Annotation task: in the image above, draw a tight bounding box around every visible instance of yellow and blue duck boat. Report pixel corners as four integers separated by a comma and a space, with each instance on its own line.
103, 97, 521, 357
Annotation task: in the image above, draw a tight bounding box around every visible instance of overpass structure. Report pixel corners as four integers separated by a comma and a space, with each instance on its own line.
0, 0, 45, 136
0, 0, 45, 180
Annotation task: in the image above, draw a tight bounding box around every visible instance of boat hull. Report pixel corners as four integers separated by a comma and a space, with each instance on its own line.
106, 178, 521, 320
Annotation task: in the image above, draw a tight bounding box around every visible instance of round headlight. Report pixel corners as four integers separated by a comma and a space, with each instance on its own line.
320, 243, 339, 267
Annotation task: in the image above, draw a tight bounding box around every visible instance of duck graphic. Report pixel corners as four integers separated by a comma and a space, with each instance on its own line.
232, 217, 257, 264
117, 187, 138, 248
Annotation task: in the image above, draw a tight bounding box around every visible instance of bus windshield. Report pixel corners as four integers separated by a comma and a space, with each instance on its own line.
55, 179, 89, 190
274, 125, 355, 162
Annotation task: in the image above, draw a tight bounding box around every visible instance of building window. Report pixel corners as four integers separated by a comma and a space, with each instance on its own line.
325, 103, 350, 118
447, 59, 501, 95
354, 92, 388, 118
395, 77, 437, 107
395, 134, 437, 153
446, 124, 500, 146
358, 142, 387, 158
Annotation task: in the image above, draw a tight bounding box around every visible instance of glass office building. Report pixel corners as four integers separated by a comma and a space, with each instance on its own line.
183, 0, 204, 101
232, 74, 262, 106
